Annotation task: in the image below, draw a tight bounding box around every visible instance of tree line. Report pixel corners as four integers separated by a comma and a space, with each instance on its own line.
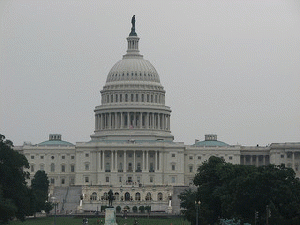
180, 156, 300, 225
0, 134, 51, 224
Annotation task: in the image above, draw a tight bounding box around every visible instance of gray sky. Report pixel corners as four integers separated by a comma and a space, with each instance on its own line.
1, 0, 300, 146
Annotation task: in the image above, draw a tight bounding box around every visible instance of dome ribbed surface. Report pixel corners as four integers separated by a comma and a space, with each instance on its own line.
106, 58, 160, 83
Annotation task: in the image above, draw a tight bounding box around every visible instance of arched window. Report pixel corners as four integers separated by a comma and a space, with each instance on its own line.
90, 192, 97, 201
103, 192, 108, 200
51, 163, 55, 172
61, 164, 65, 172
157, 193, 163, 201
146, 192, 152, 201
115, 192, 119, 201
125, 192, 131, 201
135, 192, 141, 201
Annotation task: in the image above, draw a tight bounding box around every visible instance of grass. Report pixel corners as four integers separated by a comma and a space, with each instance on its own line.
9, 216, 191, 225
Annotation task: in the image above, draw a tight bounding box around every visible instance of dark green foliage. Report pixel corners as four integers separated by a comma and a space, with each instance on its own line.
180, 156, 300, 225
116, 205, 121, 213
145, 205, 151, 213
139, 205, 145, 213
0, 134, 35, 223
31, 170, 50, 212
132, 205, 138, 212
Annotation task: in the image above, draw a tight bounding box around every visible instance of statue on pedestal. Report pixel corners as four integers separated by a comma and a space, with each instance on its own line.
129, 15, 137, 36
108, 189, 114, 207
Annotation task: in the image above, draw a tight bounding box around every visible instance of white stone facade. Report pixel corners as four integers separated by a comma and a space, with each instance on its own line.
14, 24, 300, 214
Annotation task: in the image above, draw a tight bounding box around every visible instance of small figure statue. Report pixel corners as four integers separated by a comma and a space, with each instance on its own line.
129, 15, 137, 36
108, 189, 114, 207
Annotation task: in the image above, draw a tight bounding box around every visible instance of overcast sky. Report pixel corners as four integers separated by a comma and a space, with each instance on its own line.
1, 0, 299, 146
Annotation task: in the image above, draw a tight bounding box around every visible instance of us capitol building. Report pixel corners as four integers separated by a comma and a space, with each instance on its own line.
15, 18, 300, 214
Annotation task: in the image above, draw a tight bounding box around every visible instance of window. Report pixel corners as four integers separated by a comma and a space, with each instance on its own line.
106, 177, 109, 182
51, 163, 55, 172
151, 95, 153, 102
125, 94, 128, 102
136, 94, 138, 102
141, 94, 144, 102
40, 155, 44, 159
116, 94, 118, 102
51, 156, 55, 160
61, 165, 65, 172
85, 177, 89, 183
281, 154, 284, 158
90, 192, 97, 201
111, 94, 113, 102
146, 192, 152, 201
128, 153, 132, 157
40, 164, 44, 171
85, 163, 90, 171
147, 94, 149, 102
119, 177, 122, 182
157, 193, 163, 201
31, 165, 34, 172
198, 156, 201, 160
189, 156, 193, 160
85, 153, 89, 157
172, 165, 175, 171
115, 192, 119, 201
71, 165, 75, 172
150, 177, 153, 183
135, 192, 141, 201
50, 178, 55, 184
120, 94, 122, 102
229, 156, 233, 160
172, 154, 175, 157
61, 178, 65, 185
137, 176, 141, 183
71, 155, 75, 159
150, 154, 154, 158
62, 155, 65, 159
189, 165, 193, 173
172, 177, 176, 183
31, 155, 34, 159
131, 94, 134, 102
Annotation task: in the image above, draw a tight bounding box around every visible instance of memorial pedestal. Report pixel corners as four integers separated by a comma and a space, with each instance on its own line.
104, 207, 118, 225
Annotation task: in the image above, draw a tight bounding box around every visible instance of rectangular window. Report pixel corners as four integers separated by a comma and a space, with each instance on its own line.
198, 156, 201, 160
131, 94, 134, 102
85, 164, 89, 171
106, 177, 109, 182
136, 94, 139, 102
120, 94, 122, 102
172, 165, 175, 171
172, 177, 175, 183
40, 155, 44, 159
31, 165, 34, 172
31, 155, 34, 159
150, 177, 153, 183
50, 178, 55, 184
189, 156, 193, 160
116, 94, 118, 102
61, 165, 65, 172
281, 154, 284, 158
229, 156, 233, 160
85, 153, 89, 157
119, 177, 122, 182
172, 154, 175, 157
71, 155, 75, 159
85, 177, 89, 183
61, 178, 65, 184
189, 165, 193, 173
62, 155, 65, 159
71, 165, 75, 172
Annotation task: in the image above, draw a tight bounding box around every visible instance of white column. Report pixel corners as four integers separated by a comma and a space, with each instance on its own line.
146, 151, 149, 171
102, 151, 105, 171
152, 113, 154, 129
95, 115, 98, 130
139, 113, 142, 129
134, 151, 136, 172
146, 113, 149, 129
168, 115, 170, 130
256, 156, 259, 167
154, 151, 158, 172
120, 112, 123, 129
159, 152, 162, 172
158, 114, 161, 130
127, 112, 130, 128
97, 152, 100, 172
142, 151, 145, 171
115, 151, 118, 171
156, 151, 159, 171
111, 151, 114, 172
108, 113, 111, 129
124, 151, 127, 172
292, 152, 295, 170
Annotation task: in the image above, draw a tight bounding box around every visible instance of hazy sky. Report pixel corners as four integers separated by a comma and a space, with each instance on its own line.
1, 0, 299, 146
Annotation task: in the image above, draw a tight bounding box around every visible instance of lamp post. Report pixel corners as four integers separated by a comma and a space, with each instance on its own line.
195, 201, 201, 225
51, 197, 59, 225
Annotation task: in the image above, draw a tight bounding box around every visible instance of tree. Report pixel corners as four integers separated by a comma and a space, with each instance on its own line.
31, 170, 50, 212
180, 156, 300, 224
0, 134, 35, 223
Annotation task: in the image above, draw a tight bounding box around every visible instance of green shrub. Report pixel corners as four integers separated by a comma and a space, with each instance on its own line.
101, 205, 108, 212
139, 205, 145, 213
132, 206, 137, 213
145, 205, 151, 213
124, 205, 130, 212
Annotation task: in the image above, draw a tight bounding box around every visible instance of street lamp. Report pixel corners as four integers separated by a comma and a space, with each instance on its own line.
195, 201, 201, 225
51, 197, 59, 225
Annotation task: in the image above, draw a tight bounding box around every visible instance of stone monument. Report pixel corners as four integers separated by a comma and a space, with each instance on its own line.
104, 207, 118, 225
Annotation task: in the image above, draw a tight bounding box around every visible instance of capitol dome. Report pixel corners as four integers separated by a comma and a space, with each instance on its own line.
91, 17, 173, 142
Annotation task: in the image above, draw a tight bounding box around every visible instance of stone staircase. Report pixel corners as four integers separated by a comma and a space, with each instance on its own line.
52, 186, 82, 213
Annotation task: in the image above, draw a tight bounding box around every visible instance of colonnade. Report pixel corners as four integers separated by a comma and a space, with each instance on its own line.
95, 112, 170, 131
240, 155, 269, 166
96, 150, 162, 173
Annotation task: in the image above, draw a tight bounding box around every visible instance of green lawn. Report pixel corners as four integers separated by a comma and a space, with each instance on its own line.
9, 216, 191, 225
